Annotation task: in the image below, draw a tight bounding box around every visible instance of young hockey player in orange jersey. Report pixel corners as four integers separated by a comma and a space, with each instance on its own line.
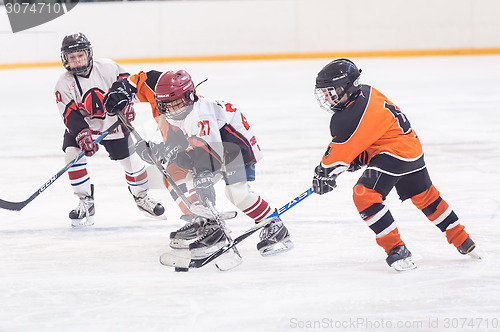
103, 69, 293, 258
55, 33, 165, 227
312, 58, 479, 271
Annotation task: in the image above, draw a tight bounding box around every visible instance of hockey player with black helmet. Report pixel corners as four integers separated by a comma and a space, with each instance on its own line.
55, 33, 165, 227
60, 33, 94, 76
315, 58, 362, 114
312, 58, 479, 271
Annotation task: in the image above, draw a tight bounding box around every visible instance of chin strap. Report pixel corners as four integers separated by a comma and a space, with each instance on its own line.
336, 86, 361, 111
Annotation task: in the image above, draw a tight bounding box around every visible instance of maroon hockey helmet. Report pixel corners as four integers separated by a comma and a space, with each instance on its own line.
155, 70, 197, 120
60, 33, 93, 76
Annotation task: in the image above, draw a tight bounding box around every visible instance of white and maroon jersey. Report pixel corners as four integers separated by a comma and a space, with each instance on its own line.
167, 97, 263, 173
54, 58, 129, 140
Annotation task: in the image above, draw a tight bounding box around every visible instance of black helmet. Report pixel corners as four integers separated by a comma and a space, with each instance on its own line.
315, 58, 362, 113
60, 33, 93, 76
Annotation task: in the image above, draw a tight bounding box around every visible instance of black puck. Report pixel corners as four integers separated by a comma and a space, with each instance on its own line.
175, 267, 189, 272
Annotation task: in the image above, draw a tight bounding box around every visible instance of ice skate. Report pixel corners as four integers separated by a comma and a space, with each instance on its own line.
129, 187, 165, 219
257, 214, 294, 256
69, 184, 95, 228
169, 214, 211, 249
457, 236, 481, 260
386, 245, 417, 272
170, 210, 238, 249
189, 224, 229, 258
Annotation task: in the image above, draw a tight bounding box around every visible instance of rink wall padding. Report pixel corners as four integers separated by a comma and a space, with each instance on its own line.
1, 0, 499, 68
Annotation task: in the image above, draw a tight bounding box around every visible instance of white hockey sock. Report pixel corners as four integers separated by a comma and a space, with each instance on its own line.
65, 147, 91, 198
119, 154, 149, 197
225, 181, 272, 222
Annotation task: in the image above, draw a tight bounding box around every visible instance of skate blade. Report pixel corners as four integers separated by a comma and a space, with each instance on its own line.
391, 257, 417, 272
169, 238, 194, 249
467, 251, 482, 260
159, 251, 191, 269
259, 239, 294, 257
215, 250, 243, 271
218, 211, 238, 220
71, 217, 95, 228
189, 205, 238, 220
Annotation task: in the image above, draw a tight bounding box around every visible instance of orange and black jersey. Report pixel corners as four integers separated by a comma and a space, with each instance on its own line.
126, 70, 174, 142
127, 70, 162, 117
322, 84, 425, 176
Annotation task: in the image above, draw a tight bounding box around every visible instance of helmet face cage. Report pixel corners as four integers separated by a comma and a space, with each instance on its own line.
155, 91, 195, 120
315, 79, 360, 114
315, 87, 339, 114
61, 33, 93, 76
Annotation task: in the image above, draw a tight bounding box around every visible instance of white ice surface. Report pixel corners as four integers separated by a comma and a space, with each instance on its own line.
1, 56, 499, 332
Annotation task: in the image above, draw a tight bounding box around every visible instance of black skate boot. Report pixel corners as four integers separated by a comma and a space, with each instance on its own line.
129, 187, 165, 219
457, 236, 481, 260
169, 215, 211, 249
386, 245, 417, 272
69, 184, 95, 228
189, 223, 229, 258
257, 213, 294, 256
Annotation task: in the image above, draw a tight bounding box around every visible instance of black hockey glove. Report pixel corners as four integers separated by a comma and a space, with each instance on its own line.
134, 140, 164, 165
312, 164, 338, 195
193, 170, 216, 207
162, 125, 192, 169
347, 151, 369, 172
135, 140, 193, 169
103, 79, 137, 115
166, 145, 193, 170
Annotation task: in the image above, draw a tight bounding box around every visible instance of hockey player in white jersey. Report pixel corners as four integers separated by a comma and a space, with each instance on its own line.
104, 69, 293, 257
55, 33, 165, 227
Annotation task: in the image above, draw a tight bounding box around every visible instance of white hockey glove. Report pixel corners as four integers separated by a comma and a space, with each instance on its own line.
312, 164, 337, 195
193, 170, 216, 207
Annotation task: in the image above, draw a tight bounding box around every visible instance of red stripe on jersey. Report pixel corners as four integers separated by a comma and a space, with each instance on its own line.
188, 136, 223, 166
224, 124, 256, 161
63, 101, 78, 127
126, 170, 148, 183
68, 168, 88, 180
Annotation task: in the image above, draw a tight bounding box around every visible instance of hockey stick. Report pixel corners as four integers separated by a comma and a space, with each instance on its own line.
115, 112, 214, 218
0, 119, 122, 211
205, 200, 243, 270
161, 187, 314, 269
116, 112, 245, 269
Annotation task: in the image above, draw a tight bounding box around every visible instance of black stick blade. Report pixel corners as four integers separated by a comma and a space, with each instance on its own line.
0, 198, 29, 211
